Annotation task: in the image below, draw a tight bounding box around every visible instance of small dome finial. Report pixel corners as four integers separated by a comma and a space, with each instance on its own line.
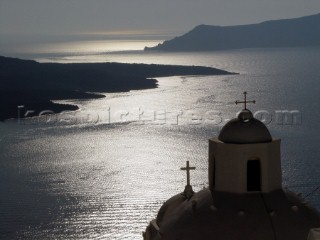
235, 91, 256, 110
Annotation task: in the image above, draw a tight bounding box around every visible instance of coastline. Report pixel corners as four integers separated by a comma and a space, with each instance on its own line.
0, 90, 105, 121
0, 56, 237, 121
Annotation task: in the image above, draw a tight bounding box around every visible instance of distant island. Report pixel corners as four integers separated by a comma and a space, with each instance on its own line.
145, 13, 320, 52
0, 56, 235, 121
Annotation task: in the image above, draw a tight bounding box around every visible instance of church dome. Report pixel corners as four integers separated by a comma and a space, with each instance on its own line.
157, 185, 194, 226
218, 109, 272, 144
144, 92, 320, 240
156, 193, 186, 226
147, 188, 320, 240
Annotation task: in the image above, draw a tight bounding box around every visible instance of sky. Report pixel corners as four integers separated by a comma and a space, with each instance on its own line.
0, 0, 320, 42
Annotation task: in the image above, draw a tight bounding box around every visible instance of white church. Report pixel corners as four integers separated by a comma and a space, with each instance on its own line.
143, 92, 320, 240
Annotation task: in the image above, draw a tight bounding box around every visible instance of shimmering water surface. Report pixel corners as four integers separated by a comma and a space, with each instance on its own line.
0, 44, 320, 239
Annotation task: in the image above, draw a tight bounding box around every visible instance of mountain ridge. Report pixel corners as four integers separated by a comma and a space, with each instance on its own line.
146, 13, 320, 52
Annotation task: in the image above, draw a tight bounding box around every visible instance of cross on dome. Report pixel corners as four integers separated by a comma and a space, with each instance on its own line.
235, 91, 256, 110
181, 161, 195, 186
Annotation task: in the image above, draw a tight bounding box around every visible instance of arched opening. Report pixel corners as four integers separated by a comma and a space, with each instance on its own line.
247, 160, 261, 191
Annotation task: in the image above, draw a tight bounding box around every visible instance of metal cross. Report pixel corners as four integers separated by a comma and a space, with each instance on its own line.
180, 161, 196, 186
235, 91, 256, 110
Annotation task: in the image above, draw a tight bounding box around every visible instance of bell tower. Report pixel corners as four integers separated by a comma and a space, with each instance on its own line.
209, 92, 282, 193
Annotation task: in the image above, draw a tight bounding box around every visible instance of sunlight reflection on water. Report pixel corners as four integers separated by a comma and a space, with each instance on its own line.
1, 46, 320, 239
0, 39, 162, 59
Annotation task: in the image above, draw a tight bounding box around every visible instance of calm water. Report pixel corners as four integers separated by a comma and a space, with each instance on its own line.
1, 43, 320, 239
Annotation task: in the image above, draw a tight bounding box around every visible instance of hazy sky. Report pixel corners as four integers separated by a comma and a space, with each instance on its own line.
1, 0, 320, 40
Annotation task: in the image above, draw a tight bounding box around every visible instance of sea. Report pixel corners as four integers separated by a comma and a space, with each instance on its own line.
0, 39, 320, 239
